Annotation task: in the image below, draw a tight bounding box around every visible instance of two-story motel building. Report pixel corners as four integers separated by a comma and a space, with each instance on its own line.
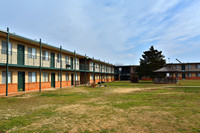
166, 63, 200, 80
0, 28, 115, 95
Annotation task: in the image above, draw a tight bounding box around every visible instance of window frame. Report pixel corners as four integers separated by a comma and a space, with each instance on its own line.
196, 73, 200, 77
66, 73, 69, 81
195, 64, 200, 69
2, 71, 12, 84
42, 72, 49, 82
186, 65, 192, 69
58, 73, 60, 81
28, 72, 37, 83
28, 47, 37, 59
57, 54, 60, 63
2, 41, 12, 55
75, 74, 78, 81
188, 73, 192, 77
42, 51, 49, 61
65, 56, 69, 64
91, 74, 94, 80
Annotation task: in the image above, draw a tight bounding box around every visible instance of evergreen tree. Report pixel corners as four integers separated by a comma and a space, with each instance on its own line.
137, 46, 166, 78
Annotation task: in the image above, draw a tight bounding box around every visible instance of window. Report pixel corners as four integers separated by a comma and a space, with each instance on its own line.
188, 73, 192, 77
65, 56, 69, 64
75, 58, 78, 64
66, 73, 69, 81
176, 73, 181, 77
175, 65, 180, 69
58, 73, 60, 81
28, 47, 37, 58
28, 72, 36, 82
2, 41, 12, 54
91, 74, 93, 80
2, 71, 12, 84
75, 74, 78, 81
195, 64, 200, 69
90, 62, 93, 67
196, 73, 200, 77
186, 65, 192, 69
166, 73, 170, 77
42, 51, 49, 61
57, 54, 60, 62
43, 72, 49, 82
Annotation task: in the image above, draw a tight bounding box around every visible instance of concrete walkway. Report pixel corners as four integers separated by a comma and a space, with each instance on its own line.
0, 87, 69, 97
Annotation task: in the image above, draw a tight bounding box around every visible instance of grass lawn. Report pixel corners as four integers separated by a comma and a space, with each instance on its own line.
0, 80, 200, 133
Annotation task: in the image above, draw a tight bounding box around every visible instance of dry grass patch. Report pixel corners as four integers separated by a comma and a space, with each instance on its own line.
66, 87, 89, 93
111, 87, 162, 94
1, 81, 200, 133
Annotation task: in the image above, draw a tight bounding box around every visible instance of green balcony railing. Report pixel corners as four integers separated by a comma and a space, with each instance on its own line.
0, 49, 115, 74
0, 50, 17, 64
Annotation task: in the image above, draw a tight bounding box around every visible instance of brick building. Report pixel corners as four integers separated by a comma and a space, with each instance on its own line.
0, 28, 115, 95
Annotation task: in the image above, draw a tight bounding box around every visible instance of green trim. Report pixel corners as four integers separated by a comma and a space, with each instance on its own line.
0, 63, 116, 75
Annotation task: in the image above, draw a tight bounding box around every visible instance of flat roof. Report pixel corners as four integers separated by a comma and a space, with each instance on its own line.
167, 62, 200, 65
115, 65, 139, 67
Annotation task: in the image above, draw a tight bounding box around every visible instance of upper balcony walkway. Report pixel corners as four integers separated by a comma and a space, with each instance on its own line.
0, 50, 115, 74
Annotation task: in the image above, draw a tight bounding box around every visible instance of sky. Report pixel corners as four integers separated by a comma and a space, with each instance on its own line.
0, 0, 200, 65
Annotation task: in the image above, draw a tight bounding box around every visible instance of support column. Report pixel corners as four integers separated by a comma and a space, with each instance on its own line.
60, 46, 62, 89
93, 57, 95, 82
74, 51, 76, 86
6, 27, 9, 96
99, 59, 101, 83
85, 54, 87, 86
101, 64, 102, 82
111, 66, 112, 82
39, 39, 42, 92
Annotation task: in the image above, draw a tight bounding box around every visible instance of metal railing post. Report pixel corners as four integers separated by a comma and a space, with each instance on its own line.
6, 27, 9, 96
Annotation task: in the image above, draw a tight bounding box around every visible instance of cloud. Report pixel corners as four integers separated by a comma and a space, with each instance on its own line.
0, 0, 200, 65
